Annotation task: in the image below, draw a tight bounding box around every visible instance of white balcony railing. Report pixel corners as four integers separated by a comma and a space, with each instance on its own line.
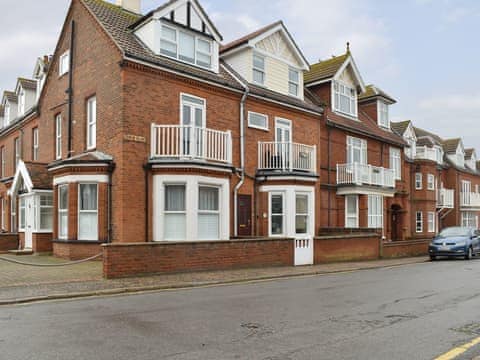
151, 124, 232, 164
337, 163, 395, 188
415, 146, 443, 164
258, 142, 316, 173
437, 188, 454, 208
460, 192, 480, 207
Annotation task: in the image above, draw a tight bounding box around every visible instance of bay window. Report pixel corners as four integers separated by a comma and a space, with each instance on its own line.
39, 194, 53, 231
198, 186, 219, 240
270, 193, 284, 236
295, 194, 309, 234
164, 184, 186, 240
333, 81, 357, 117
415, 173, 422, 190
368, 195, 383, 228
462, 212, 478, 228
78, 184, 98, 241
345, 195, 359, 228
58, 185, 68, 239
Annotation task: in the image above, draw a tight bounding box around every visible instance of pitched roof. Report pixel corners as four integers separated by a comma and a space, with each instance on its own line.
443, 138, 462, 154
465, 148, 475, 159
417, 137, 435, 147
325, 108, 406, 147
413, 126, 443, 145
390, 120, 411, 136
24, 162, 52, 190
81, 0, 242, 91
304, 53, 349, 84
18, 78, 37, 91
220, 21, 282, 53
358, 84, 396, 104
3, 91, 18, 103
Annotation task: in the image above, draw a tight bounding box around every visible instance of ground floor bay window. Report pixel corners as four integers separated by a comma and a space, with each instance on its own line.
461, 211, 478, 228
18, 191, 53, 249
78, 184, 98, 241
368, 195, 383, 229
153, 175, 229, 242
345, 195, 359, 228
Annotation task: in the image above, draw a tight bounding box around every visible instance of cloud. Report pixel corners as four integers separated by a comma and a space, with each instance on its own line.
419, 93, 480, 112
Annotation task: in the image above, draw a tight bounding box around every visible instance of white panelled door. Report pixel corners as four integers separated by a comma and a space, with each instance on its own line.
24, 195, 35, 249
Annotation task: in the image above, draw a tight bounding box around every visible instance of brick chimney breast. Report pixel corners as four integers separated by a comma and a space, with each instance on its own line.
116, 0, 141, 14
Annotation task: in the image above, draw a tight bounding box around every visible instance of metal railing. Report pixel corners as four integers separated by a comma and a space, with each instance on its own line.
437, 188, 454, 208
337, 163, 395, 188
460, 192, 480, 207
151, 124, 232, 164
258, 142, 316, 173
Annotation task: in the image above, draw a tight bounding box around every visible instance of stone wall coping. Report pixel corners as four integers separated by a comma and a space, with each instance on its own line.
315, 233, 379, 241
103, 238, 295, 248
53, 239, 106, 245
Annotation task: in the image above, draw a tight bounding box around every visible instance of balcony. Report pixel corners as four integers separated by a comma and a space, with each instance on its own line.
337, 163, 395, 188
460, 192, 480, 208
258, 142, 316, 173
415, 146, 442, 164
437, 188, 454, 209
151, 124, 232, 164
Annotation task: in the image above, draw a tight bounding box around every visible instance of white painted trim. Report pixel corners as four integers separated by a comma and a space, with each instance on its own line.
8, 160, 34, 196
247, 111, 269, 131
48, 163, 111, 172
345, 195, 359, 228
77, 183, 99, 241
332, 55, 366, 93
256, 176, 318, 183
180, 92, 207, 127
275, 117, 292, 143
150, 163, 233, 173
53, 174, 109, 186
337, 186, 395, 198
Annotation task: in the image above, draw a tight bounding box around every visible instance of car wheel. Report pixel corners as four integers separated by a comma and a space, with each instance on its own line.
430, 255, 436, 261
465, 247, 473, 260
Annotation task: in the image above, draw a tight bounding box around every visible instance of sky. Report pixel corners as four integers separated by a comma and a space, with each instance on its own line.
1, 0, 480, 149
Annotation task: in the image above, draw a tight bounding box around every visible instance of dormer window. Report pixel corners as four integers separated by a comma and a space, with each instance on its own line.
160, 24, 213, 70
333, 81, 357, 118
18, 90, 25, 115
288, 68, 299, 97
378, 101, 389, 128
59, 51, 70, 76
253, 53, 265, 85
4, 104, 10, 124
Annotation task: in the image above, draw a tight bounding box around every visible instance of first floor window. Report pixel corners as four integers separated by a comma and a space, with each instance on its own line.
55, 114, 62, 159
347, 136, 367, 165
415, 173, 422, 190
416, 211, 423, 233
295, 194, 309, 234
390, 147, 401, 180
19, 197, 25, 231
368, 195, 383, 228
428, 212, 436, 233
87, 96, 97, 150
198, 186, 220, 240
248, 112, 268, 130
39, 194, 53, 231
270, 193, 284, 235
462, 212, 478, 228
427, 174, 435, 191
164, 184, 186, 240
32, 128, 39, 161
58, 185, 68, 239
345, 195, 359, 228
78, 184, 98, 241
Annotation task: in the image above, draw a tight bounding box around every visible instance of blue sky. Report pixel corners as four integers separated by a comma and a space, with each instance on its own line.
1, 0, 480, 149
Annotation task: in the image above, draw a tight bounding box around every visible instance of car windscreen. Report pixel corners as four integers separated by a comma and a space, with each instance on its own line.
439, 227, 471, 237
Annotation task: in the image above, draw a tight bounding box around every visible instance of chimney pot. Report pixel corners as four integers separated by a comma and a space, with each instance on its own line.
116, 0, 141, 14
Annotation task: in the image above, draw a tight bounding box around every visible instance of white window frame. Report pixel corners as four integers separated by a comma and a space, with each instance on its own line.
295, 192, 310, 235
461, 211, 478, 228
253, 53, 265, 86
390, 147, 401, 180
415, 173, 423, 190
378, 101, 389, 128
416, 211, 423, 233
247, 111, 268, 131
87, 96, 97, 150
347, 136, 367, 165
78, 183, 99, 241
18, 89, 25, 115
18, 196, 26, 232
59, 51, 70, 76
1, 197, 5, 231
4, 103, 10, 124
58, 185, 68, 240
33, 127, 39, 161
345, 195, 359, 228
14, 137, 20, 170
38, 192, 53, 232
11, 197, 16, 233
197, 185, 220, 240
163, 183, 187, 241
288, 68, 300, 97
0, 146, 5, 178
55, 114, 62, 159
427, 211, 435, 233
427, 174, 435, 191
368, 195, 383, 229
269, 192, 285, 237
333, 80, 358, 118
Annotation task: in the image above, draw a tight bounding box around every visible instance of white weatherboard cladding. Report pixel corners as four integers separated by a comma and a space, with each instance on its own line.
337, 67, 356, 88
255, 31, 299, 66
135, 19, 156, 51
224, 48, 253, 83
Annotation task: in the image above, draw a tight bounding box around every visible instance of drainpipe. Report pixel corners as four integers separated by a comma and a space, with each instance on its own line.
67, 20, 75, 158
233, 82, 250, 237
327, 126, 331, 228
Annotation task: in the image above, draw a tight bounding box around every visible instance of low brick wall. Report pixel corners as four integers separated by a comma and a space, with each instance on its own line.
53, 241, 103, 261
0, 233, 19, 253
103, 238, 294, 279
32, 233, 53, 253
382, 239, 430, 258
314, 233, 381, 263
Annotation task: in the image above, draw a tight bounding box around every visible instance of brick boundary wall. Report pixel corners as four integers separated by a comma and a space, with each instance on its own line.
381, 239, 430, 259
53, 241, 103, 261
102, 238, 294, 279
0, 234, 19, 253
32, 233, 53, 253
314, 233, 381, 263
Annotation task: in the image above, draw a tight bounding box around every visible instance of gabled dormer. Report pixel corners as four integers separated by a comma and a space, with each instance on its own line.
391, 120, 416, 159
15, 78, 37, 116
465, 148, 477, 170
33, 55, 50, 101
131, 0, 222, 73
305, 46, 366, 119
443, 138, 465, 168
359, 85, 396, 129
0, 105, 4, 129
2, 91, 18, 126
221, 21, 309, 99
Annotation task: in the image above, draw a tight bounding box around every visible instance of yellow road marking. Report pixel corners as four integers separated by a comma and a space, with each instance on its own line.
435, 336, 480, 360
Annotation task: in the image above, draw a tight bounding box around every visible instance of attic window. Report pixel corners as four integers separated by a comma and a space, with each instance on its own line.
333, 81, 357, 117
253, 53, 265, 85
160, 24, 213, 70
378, 101, 389, 128
288, 68, 299, 96
59, 51, 70, 76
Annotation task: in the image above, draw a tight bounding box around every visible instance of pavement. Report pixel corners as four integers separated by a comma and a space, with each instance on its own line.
0, 254, 428, 305
1, 258, 480, 359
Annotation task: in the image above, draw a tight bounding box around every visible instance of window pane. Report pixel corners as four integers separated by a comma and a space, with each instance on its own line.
162, 26, 176, 41
289, 83, 298, 96
40, 207, 53, 230
59, 186, 68, 210
198, 214, 219, 240
59, 213, 68, 238
181, 95, 205, 106
296, 195, 308, 214
197, 39, 211, 53
160, 41, 177, 57
289, 69, 299, 82
271, 215, 283, 235
165, 185, 185, 211
296, 215, 307, 234
271, 195, 283, 214
164, 214, 186, 240
179, 32, 195, 63
79, 213, 98, 240
196, 53, 211, 67
80, 184, 98, 211
248, 113, 267, 129
253, 69, 264, 84
199, 187, 219, 211
253, 54, 264, 70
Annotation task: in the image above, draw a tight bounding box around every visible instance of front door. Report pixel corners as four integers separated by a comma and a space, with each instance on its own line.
391, 205, 403, 241
237, 195, 252, 236
275, 118, 292, 169
24, 195, 34, 249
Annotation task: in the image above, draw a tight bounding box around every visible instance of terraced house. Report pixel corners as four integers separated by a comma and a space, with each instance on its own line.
0, 0, 479, 272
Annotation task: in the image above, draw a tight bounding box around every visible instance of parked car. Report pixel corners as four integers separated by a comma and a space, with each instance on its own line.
429, 227, 480, 261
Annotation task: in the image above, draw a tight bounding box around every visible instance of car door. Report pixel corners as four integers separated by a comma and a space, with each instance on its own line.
474, 230, 480, 253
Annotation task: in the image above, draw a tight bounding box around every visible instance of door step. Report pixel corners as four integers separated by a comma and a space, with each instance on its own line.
7, 249, 34, 256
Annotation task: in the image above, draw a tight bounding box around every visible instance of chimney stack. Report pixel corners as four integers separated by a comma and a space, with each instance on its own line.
116, 0, 141, 14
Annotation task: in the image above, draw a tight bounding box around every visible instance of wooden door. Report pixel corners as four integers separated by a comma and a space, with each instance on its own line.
237, 195, 252, 236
